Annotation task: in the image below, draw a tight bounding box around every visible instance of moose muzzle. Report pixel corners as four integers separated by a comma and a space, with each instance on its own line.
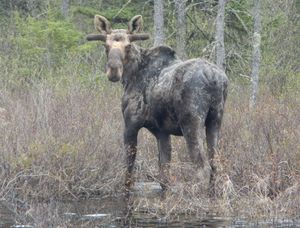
106, 48, 124, 82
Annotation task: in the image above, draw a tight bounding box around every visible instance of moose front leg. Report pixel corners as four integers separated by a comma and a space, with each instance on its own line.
124, 128, 138, 199
156, 133, 172, 193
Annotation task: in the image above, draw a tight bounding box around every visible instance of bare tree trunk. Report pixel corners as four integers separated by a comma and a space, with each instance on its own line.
175, 0, 186, 59
154, 0, 165, 46
250, 0, 261, 107
215, 0, 226, 70
61, 0, 69, 18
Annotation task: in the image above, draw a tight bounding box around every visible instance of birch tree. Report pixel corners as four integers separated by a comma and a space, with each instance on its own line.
153, 0, 165, 46
61, 0, 69, 18
215, 0, 226, 70
175, 0, 186, 59
250, 0, 261, 107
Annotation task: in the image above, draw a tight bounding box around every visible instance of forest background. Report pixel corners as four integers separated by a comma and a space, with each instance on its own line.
0, 0, 299, 226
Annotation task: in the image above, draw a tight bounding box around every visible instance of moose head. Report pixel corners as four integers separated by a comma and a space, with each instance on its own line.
87, 15, 149, 82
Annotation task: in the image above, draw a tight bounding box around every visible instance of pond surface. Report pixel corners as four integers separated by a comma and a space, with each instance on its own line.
1, 182, 300, 227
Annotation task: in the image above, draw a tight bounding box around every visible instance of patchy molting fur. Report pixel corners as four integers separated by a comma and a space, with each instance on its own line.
88, 15, 229, 197
121, 44, 228, 136
121, 43, 228, 196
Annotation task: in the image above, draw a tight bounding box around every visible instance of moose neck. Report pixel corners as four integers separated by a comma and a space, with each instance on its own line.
121, 44, 143, 90
121, 44, 179, 93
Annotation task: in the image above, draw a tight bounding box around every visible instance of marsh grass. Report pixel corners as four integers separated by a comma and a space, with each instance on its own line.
0, 54, 299, 226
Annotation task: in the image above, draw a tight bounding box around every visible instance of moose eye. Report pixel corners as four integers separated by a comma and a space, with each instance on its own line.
125, 44, 131, 52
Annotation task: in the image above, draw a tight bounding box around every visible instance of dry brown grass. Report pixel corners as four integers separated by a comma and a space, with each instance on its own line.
0, 78, 125, 200
130, 87, 300, 220
0, 64, 299, 225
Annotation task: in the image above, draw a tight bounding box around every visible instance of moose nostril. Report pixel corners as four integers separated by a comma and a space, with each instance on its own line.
106, 61, 123, 78
108, 61, 123, 70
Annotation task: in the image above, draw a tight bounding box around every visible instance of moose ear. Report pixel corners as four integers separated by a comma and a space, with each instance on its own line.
128, 15, 143, 34
94, 15, 111, 34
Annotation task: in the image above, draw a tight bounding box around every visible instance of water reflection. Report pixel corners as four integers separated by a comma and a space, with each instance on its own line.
1, 188, 300, 227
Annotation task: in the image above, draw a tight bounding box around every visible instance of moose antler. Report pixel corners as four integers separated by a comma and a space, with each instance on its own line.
86, 34, 107, 41
129, 34, 150, 42
86, 33, 149, 42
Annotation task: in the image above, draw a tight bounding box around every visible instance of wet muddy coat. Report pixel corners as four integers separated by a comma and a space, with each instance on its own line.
121, 44, 228, 192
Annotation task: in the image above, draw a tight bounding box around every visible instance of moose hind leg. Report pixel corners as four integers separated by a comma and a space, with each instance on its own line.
180, 115, 211, 181
156, 133, 172, 193
205, 107, 223, 196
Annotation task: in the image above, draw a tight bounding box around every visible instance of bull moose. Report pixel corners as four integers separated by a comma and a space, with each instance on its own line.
87, 15, 228, 196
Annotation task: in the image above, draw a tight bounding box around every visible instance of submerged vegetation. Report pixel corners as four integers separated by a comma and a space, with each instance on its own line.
0, 0, 299, 226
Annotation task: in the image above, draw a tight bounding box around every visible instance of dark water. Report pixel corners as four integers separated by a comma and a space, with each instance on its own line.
1, 183, 300, 227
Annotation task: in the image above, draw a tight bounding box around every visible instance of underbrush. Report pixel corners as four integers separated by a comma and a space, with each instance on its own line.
0, 64, 299, 224
136, 89, 300, 219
